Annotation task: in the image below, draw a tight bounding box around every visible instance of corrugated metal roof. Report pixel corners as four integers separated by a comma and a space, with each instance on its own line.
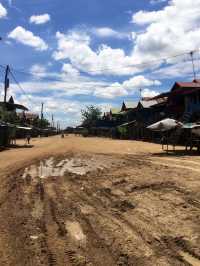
140, 100, 158, 108
0, 102, 28, 111
175, 82, 200, 88
143, 92, 170, 101
124, 101, 137, 109
140, 80, 200, 102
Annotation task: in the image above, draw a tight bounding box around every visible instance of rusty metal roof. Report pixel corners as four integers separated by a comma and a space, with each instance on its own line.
174, 82, 200, 89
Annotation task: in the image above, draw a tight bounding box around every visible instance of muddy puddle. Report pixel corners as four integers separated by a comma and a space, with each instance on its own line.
22, 155, 119, 180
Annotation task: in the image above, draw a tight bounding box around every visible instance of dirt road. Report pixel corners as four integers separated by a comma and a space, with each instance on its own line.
0, 135, 200, 265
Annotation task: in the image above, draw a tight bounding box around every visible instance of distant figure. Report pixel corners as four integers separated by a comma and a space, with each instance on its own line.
10, 137, 16, 145
161, 135, 167, 150
61, 133, 65, 138
26, 134, 31, 145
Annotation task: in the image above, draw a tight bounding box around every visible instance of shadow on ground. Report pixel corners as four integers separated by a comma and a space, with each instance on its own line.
0, 144, 34, 152
152, 149, 200, 157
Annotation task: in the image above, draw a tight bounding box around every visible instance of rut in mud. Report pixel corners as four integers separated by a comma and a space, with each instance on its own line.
0, 151, 200, 266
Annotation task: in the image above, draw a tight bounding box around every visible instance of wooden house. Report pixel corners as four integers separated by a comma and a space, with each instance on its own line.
121, 101, 138, 112
109, 108, 125, 123
149, 80, 200, 123
0, 96, 28, 112
116, 100, 158, 140
0, 96, 29, 145
0, 96, 28, 123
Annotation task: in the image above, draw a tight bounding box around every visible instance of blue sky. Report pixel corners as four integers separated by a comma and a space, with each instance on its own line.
0, 0, 200, 127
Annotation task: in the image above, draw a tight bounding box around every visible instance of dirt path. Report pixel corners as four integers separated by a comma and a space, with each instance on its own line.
0, 136, 200, 265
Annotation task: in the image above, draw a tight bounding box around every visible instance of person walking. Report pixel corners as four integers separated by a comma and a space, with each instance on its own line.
26, 134, 31, 145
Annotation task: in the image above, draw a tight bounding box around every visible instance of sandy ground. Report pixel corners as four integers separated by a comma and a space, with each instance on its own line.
0, 135, 200, 266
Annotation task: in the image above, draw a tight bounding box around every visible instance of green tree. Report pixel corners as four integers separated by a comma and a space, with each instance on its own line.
0, 107, 20, 124
33, 118, 50, 128
81, 105, 102, 127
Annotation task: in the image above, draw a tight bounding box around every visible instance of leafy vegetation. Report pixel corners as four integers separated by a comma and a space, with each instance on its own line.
0, 107, 19, 124
81, 105, 102, 127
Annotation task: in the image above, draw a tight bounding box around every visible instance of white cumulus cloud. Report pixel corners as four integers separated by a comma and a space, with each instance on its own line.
94, 75, 161, 99
62, 63, 80, 78
92, 27, 130, 39
8, 26, 48, 51
94, 83, 128, 99
141, 88, 159, 98
30, 14, 51, 25
0, 3, 7, 18
123, 75, 161, 90
53, 30, 136, 76
30, 64, 47, 78
53, 0, 200, 78
131, 0, 200, 64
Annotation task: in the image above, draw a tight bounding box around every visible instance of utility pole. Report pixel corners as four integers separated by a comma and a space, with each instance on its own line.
4, 65, 10, 103
52, 114, 54, 128
57, 121, 59, 133
41, 102, 44, 120
190, 51, 196, 80
57, 121, 61, 133
139, 88, 142, 101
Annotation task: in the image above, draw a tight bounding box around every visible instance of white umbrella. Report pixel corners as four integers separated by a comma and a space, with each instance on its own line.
147, 118, 183, 132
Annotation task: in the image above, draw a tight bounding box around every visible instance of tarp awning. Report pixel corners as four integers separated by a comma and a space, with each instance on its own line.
182, 123, 200, 129
118, 120, 136, 128
17, 126, 32, 130
0, 121, 16, 128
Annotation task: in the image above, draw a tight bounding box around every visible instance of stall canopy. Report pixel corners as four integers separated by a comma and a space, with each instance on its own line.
118, 120, 136, 128
147, 118, 183, 132
182, 123, 200, 137
16, 126, 32, 130
182, 123, 200, 129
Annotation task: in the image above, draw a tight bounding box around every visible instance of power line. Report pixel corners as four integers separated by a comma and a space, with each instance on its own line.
8, 49, 200, 78
0, 48, 198, 97
8, 67, 135, 97
9, 70, 33, 107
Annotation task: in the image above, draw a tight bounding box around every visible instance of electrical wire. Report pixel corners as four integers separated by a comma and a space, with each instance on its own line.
9, 70, 33, 107
7, 49, 200, 78
0, 48, 198, 95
